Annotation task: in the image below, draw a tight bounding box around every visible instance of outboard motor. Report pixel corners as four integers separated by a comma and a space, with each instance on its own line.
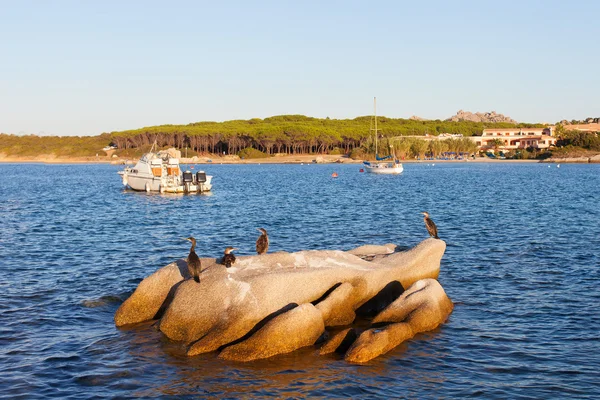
196, 172, 207, 183
182, 170, 194, 193
182, 171, 193, 183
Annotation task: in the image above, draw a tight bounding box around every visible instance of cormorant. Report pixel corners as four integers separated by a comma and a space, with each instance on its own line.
222, 247, 237, 268
185, 237, 202, 282
421, 212, 439, 239
256, 228, 269, 255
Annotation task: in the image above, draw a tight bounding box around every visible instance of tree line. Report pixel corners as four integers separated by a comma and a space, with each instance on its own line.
353, 136, 480, 160
109, 115, 543, 156
0, 133, 111, 157
555, 126, 600, 151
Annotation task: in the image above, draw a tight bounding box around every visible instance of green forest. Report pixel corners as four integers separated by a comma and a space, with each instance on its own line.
108, 115, 543, 156
0, 133, 112, 157
2, 115, 584, 159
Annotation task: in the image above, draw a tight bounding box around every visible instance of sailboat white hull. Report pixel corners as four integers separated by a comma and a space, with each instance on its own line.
364, 163, 404, 174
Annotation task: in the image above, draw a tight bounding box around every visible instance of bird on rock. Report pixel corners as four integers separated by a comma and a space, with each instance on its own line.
256, 228, 269, 255
222, 247, 237, 268
184, 236, 202, 282
421, 212, 439, 239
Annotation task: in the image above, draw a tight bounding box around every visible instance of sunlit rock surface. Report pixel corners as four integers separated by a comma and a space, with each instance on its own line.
345, 279, 453, 363
115, 238, 452, 362
346, 243, 396, 258
318, 328, 358, 355
219, 303, 325, 361
114, 260, 187, 326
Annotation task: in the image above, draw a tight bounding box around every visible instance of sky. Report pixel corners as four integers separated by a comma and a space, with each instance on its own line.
1, 0, 598, 136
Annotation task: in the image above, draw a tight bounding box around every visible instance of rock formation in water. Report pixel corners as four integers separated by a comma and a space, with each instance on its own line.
115, 238, 453, 362
447, 110, 517, 124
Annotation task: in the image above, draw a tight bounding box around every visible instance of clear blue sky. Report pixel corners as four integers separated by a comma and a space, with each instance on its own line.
1, 0, 598, 136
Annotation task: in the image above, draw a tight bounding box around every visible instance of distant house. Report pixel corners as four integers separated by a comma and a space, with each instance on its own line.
469, 128, 556, 151
398, 133, 464, 142
437, 133, 464, 139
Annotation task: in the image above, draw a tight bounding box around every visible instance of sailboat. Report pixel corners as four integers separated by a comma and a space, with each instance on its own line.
363, 97, 404, 174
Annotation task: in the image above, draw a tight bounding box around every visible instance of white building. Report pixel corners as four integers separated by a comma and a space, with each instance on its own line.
469, 128, 557, 151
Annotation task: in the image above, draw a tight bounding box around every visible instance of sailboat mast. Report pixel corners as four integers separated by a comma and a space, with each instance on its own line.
374, 97, 378, 156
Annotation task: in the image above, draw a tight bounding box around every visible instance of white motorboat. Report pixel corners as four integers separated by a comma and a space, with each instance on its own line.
363, 97, 404, 175
118, 148, 213, 193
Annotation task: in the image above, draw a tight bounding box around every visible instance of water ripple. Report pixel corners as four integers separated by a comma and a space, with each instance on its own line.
0, 162, 599, 398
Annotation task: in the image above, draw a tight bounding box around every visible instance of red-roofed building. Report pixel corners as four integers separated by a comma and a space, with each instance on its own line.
469, 128, 557, 151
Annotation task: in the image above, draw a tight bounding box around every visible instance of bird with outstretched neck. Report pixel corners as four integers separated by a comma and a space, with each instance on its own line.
184, 237, 202, 282
222, 247, 237, 268
256, 228, 269, 255
422, 212, 439, 239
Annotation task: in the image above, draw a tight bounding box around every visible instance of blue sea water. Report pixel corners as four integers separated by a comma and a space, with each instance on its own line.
0, 162, 599, 399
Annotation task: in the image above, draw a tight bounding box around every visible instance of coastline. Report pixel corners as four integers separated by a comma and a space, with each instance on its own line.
0, 154, 544, 165
0, 153, 597, 165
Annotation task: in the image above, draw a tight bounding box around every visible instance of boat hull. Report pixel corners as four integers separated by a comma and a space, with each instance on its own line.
119, 172, 162, 191
160, 182, 212, 193
118, 171, 213, 193
364, 163, 404, 174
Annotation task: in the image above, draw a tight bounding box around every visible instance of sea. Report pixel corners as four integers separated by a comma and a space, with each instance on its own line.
0, 162, 599, 399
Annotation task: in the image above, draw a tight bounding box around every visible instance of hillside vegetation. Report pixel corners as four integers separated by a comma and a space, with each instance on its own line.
109, 115, 542, 156
546, 127, 600, 158
0, 115, 565, 159
0, 133, 112, 157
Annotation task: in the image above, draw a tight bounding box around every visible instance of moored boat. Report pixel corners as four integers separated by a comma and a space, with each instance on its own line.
363, 159, 404, 174
118, 148, 212, 193
363, 97, 404, 175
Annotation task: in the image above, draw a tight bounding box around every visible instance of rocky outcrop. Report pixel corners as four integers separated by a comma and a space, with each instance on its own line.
559, 117, 599, 125
345, 279, 453, 363
319, 328, 358, 355
447, 110, 517, 124
114, 259, 188, 326
219, 303, 325, 361
543, 155, 600, 163
346, 243, 395, 258
115, 239, 452, 362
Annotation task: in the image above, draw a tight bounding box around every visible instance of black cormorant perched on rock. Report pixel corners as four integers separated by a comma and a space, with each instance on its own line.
185, 237, 202, 282
222, 247, 237, 268
421, 212, 439, 239
256, 228, 269, 255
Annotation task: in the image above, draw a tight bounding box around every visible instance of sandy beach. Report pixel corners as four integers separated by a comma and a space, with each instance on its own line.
0, 153, 550, 165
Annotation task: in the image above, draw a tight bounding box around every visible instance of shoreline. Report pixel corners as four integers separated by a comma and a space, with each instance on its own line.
0, 154, 596, 165
0, 156, 541, 165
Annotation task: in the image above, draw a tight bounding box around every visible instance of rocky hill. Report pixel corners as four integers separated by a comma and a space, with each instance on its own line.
446, 110, 517, 124
559, 117, 599, 125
